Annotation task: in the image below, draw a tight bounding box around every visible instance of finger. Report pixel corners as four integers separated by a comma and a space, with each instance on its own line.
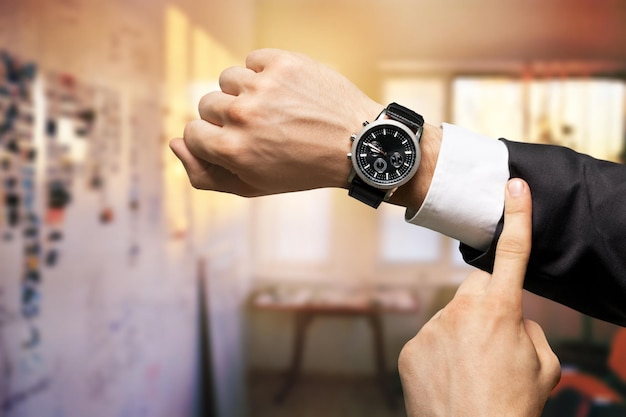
523, 319, 561, 387
219, 66, 256, 96
454, 270, 491, 297
183, 119, 228, 166
169, 137, 209, 176
198, 91, 236, 125
246, 48, 280, 72
489, 178, 532, 301
169, 137, 257, 196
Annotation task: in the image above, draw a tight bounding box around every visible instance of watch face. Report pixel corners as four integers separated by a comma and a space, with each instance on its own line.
351, 119, 421, 189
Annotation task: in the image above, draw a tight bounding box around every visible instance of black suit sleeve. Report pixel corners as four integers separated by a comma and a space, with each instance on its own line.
461, 139, 626, 326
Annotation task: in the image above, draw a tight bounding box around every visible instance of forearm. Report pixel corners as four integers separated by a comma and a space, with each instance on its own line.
463, 139, 626, 326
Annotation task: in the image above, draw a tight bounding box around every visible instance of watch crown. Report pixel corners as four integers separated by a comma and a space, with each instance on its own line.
350, 134, 357, 142
347, 152, 352, 160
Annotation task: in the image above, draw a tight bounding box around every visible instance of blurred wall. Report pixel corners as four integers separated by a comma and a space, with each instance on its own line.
0, 1, 255, 417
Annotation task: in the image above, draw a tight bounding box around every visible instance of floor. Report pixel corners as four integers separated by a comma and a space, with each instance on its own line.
248, 371, 408, 417
246, 369, 626, 417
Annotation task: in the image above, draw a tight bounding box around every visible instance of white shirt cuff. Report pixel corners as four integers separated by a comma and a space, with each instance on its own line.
405, 123, 509, 251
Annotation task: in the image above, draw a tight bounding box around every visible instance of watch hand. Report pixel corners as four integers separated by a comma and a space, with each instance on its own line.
367, 143, 386, 155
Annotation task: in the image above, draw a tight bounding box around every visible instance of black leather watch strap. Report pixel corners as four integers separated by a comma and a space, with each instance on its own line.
348, 177, 386, 209
386, 102, 424, 134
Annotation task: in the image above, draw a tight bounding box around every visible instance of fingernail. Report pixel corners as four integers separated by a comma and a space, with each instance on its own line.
508, 179, 524, 197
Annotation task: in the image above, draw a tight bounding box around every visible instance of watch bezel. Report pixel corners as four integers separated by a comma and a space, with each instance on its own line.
350, 118, 422, 190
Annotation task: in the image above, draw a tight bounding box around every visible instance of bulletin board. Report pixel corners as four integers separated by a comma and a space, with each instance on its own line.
0, 50, 199, 417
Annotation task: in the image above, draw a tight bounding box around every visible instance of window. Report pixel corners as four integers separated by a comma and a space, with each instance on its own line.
382, 77, 447, 125
453, 76, 625, 161
527, 79, 624, 161
379, 204, 441, 263
453, 77, 525, 141
253, 189, 332, 263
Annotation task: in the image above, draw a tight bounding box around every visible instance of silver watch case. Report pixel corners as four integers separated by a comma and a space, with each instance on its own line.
348, 118, 422, 191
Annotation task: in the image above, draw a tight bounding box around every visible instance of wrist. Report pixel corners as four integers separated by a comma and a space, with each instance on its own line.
387, 122, 442, 209
342, 103, 436, 209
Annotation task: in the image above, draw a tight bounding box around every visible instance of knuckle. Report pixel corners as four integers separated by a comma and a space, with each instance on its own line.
225, 99, 256, 125
183, 119, 202, 141
198, 91, 220, 116
218, 136, 245, 163
272, 51, 291, 67
273, 52, 300, 75
496, 235, 528, 257
246, 48, 267, 63
218, 66, 238, 88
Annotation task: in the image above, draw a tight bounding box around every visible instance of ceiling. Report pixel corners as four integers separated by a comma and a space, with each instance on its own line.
253, 0, 626, 63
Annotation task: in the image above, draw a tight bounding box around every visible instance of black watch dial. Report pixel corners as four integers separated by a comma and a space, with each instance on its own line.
352, 120, 420, 189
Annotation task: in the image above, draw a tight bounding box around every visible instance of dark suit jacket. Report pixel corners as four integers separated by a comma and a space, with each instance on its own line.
461, 139, 626, 326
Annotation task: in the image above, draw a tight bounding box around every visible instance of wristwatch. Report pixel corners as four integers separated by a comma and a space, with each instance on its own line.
347, 102, 424, 208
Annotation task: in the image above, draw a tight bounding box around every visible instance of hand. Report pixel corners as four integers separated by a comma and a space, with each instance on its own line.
398, 179, 561, 417
170, 48, 383, 197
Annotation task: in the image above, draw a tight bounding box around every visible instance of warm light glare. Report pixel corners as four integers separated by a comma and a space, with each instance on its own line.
162, 7, 245, 240
163, 5, 191, 236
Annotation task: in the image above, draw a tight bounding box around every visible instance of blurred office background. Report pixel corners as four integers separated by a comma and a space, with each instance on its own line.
0, 1, 625, 416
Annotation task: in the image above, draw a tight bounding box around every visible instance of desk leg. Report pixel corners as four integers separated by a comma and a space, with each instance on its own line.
274, 311, 313, 404
368, 311, 397, 409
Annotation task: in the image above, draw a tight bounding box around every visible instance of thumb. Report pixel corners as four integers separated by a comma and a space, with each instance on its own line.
524, 319, 561, 388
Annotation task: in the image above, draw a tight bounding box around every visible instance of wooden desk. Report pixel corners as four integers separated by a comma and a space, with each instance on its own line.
250, 286, 419, 408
